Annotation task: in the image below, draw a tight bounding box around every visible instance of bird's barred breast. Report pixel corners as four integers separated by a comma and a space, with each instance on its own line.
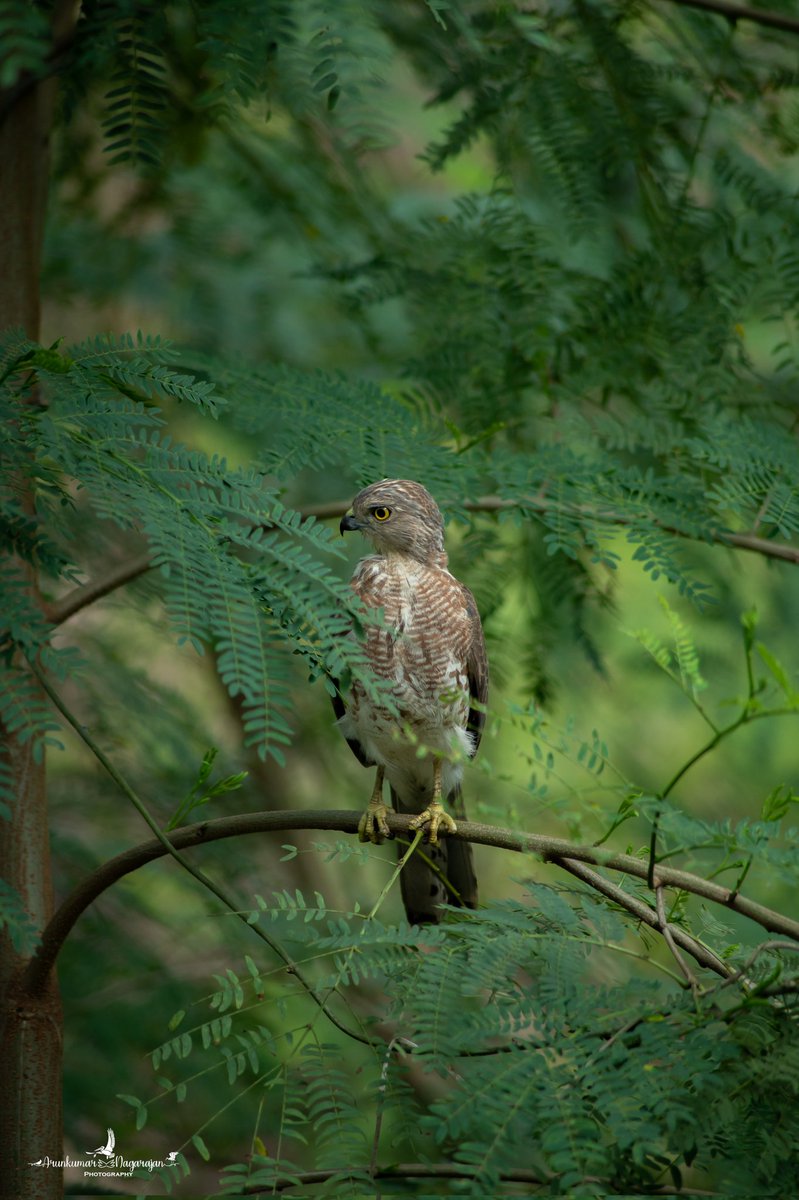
351, 554, 471, 731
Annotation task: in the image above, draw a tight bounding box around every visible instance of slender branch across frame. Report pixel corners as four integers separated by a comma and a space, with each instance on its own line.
46, 494, 799, 626
235, 1161, 722, 1196
655, 0, 799, 37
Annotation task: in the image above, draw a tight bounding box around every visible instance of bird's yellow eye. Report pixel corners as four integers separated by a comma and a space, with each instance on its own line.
371, 505, 391, 521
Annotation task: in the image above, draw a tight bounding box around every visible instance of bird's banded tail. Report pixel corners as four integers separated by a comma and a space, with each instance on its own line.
392, 784, 477, 925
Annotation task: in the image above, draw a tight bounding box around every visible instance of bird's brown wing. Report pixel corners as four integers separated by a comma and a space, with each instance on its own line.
462, 585, 488, 756
330, 687, 372, 767
330, 558, 381, 768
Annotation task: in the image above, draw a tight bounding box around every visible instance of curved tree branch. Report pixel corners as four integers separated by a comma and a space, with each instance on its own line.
28, 664, 378, 1048
45, 549, 153, 624
23, 808, 799, 996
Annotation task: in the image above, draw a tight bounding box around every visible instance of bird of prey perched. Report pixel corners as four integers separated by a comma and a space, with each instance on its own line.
334, 479, 488, 924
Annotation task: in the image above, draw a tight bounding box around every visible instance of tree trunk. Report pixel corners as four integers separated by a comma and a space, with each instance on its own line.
0, 747, 62, 1200
0, 37, 65, 1200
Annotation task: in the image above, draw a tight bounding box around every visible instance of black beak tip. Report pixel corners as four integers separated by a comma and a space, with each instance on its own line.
340, 514, 359, 536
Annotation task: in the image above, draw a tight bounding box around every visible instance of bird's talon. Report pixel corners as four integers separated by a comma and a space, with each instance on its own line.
408, 802, 457, 846
358, 802, 392, 844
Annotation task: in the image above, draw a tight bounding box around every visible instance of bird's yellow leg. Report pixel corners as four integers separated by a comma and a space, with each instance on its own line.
358, 765, 391, 843
408, 758, 457, 846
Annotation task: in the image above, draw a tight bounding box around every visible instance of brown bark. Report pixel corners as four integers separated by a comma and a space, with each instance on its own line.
0, 88, 49, 334
0, 5, 78, 1194
0, 742, 62, 1200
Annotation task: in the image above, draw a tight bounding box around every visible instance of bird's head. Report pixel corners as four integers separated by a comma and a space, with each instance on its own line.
340, 479, 447, 565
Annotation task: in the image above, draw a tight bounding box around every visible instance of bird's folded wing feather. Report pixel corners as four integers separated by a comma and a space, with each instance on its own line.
462, 584, 488, 755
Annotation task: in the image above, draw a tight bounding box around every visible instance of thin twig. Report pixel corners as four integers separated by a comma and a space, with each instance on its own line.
758, 980, 799, 996
655, 885, 699, 993
648, 659, 755, 888
654, 0, 799, 37
45, 550, 153, 623
714, 939, 799, 992
583, 1016, 646, 1068
458, 496, 799, 565
558, 858, 731, 980
369, 1038, 398, 1182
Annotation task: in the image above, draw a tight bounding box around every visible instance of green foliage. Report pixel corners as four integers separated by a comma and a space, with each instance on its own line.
148, 877, 799, 1198
166, 747, 248, 830
628, 595, 708, 703
112, 614, 797, 1195
0, 0, 50, 89
101, 9, 170, 167
0, 330, 410, 764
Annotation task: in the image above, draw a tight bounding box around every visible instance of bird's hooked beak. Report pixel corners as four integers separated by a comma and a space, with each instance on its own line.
340, 512, 362, 536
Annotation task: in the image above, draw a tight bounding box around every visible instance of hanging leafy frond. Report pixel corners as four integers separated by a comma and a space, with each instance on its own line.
0, 333, 413, 761
101, 8, 170, 167
0, 0, 51, 90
